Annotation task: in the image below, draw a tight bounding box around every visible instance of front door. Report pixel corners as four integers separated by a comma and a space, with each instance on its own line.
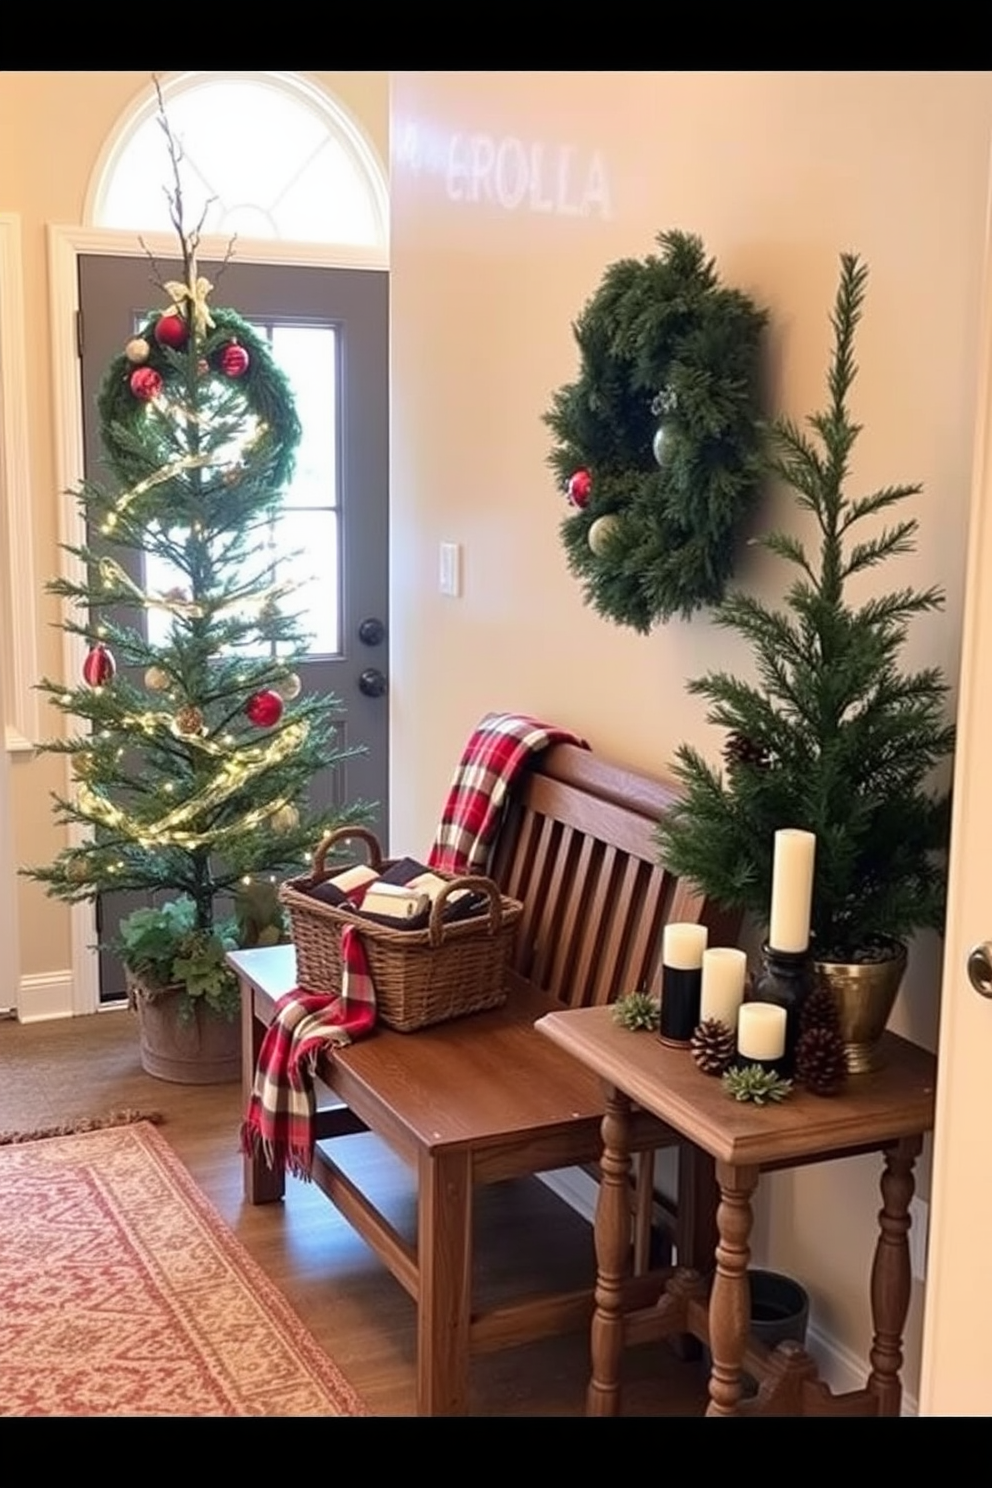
78, 254, 389, 1000
919, 215, 992, 1412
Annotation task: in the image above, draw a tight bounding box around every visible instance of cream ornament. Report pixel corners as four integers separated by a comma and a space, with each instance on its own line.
588, 514, 621, 556
274, 672, 302, 702
144, 666, 171, 692
125, 336, 150, 365
269, 803, 300, 834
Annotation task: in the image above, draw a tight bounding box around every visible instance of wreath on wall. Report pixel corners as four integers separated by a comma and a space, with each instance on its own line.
544, 230, 768, 633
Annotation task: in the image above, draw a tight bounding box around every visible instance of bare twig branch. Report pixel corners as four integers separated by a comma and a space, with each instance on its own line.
153, 74, 192, 286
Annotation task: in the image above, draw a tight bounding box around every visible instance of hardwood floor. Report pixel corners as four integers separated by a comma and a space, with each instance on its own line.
0, 1007, 710, 1417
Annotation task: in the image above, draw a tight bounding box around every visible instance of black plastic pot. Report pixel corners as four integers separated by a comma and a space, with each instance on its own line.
749, 1268, 809, 1351
704, 1268, 810, 1396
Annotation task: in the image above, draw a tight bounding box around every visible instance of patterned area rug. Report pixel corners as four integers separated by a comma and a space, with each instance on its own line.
0, 1120, 367, 1416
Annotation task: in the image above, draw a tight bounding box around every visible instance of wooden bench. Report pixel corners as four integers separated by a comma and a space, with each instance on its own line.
231, 743, 741, 1415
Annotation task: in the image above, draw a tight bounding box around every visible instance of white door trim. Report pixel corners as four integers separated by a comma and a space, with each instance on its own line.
47, 224, 389, 1014
917, 155, 992, 1413
0, 213, 39, 755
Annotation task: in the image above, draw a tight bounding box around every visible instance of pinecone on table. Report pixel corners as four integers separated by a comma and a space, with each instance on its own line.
691, 1018, 736, 1076
800, 984, 841, 1035
795, 1024, 848, 1096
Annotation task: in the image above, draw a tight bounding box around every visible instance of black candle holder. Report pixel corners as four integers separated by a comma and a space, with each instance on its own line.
744, 944, 814, 1078
732, 1053, 784, 1077
659, 965, 702, 1048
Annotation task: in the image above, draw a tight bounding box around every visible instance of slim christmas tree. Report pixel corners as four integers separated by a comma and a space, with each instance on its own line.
657, 253, 955, 962
27, 102, 369, 1015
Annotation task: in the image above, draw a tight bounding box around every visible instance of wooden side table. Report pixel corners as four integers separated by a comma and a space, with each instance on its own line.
536, 1006, 936, 1417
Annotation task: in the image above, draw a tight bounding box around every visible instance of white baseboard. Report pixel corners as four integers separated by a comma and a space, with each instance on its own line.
541, 1165, 598, 1225
17, 970, 75, 1022
805, 1317, 918, 1416
541, 1164, 910, 1411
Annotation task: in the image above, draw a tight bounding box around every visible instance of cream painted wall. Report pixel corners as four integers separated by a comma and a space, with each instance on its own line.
2, 68, 989, 1406
387, 69, 992, 1404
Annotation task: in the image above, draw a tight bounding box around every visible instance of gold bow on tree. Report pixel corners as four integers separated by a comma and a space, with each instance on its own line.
164, 273, 215, 340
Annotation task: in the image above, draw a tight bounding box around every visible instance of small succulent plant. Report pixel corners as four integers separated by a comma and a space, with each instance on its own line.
722, 1063, 793, 1106
612, 990, 661, 1032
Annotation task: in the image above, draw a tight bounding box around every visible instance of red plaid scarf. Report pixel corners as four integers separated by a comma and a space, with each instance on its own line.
240, 916, 376, 1181
241, 712, 586, 1179
427, 712, 587, 874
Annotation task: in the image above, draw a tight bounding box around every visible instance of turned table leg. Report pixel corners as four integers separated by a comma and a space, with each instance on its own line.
587, 1085, 634, 1417
867, 1134, 923, 1417
706, 1160, 759, 1417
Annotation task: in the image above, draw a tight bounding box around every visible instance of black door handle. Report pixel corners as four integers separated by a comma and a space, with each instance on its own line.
358, 617, 386, 646
358, 667, 387, 698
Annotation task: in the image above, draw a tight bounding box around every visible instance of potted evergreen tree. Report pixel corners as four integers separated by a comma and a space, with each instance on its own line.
657, 252, 955, 1072
26, 100, 370, 1082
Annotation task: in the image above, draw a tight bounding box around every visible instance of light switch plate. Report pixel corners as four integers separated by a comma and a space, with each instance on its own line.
439, 541, 461, 597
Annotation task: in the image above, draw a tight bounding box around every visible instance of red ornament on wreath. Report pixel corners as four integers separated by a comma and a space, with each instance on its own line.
155, 313, 189, 350
83, 643, 116, 688
567, 469, 592, 509
244, 689, 284, 728
130, 366, 163, 402
219, 342, 250, 379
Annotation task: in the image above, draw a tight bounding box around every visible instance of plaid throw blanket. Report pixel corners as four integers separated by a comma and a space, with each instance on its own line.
241, 710, 586, 1179
240, 914, 376, 1180
427, 711, 587, 874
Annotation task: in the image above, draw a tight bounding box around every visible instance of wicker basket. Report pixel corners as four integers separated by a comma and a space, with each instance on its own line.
279, 826, 523, 1033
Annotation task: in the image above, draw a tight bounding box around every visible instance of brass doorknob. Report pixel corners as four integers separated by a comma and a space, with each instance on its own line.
967, 942, 992, 999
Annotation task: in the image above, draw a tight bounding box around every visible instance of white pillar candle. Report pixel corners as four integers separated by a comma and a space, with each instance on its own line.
662, 922, 708, 970
737, 1002, 787, 1062
768, 828, 816, 953
699, 947, 748, 1029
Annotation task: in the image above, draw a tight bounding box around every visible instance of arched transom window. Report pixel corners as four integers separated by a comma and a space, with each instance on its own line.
89, 71, 388, 250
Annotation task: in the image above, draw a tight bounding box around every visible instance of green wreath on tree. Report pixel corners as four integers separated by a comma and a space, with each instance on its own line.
544, 230, 768, 632
97, 304, 301, 521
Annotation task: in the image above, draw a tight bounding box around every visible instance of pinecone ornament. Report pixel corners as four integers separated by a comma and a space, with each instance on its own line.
722, 730, 770, 771
795, 1024, 848, 1096
690, 1018, 736, 1076
174, 704, 205, 737
800, 983, 841, 1035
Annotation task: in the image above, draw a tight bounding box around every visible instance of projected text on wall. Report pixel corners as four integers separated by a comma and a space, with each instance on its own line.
395, 121, 612, 220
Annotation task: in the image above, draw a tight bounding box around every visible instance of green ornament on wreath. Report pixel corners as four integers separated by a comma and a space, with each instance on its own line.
544, 230, 768, 632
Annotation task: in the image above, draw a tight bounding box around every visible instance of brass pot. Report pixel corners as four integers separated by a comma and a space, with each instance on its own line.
813, 941, 908, 1075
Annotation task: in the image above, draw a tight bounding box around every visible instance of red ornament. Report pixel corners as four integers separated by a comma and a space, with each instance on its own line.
83, 643, 116, 688
567, 469, 592, 508
219, 342, 250, 379
244, 690, 284, 728
130, 366, 163, 402
155, 313, 189, 350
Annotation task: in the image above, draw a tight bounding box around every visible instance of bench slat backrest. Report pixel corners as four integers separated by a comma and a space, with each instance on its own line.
490, 744, 739, 1010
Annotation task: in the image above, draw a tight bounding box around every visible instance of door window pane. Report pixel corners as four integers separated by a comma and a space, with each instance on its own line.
143, 321, 340, 658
